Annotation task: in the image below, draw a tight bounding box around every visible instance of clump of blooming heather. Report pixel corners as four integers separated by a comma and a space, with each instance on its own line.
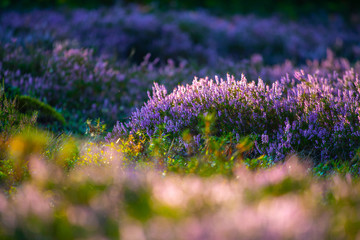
109, 69, 360, 162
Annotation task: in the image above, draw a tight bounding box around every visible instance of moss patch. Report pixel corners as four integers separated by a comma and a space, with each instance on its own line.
16, 95, 66, 126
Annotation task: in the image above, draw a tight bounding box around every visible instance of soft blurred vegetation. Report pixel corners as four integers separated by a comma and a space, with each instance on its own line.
0, 123, 360, 239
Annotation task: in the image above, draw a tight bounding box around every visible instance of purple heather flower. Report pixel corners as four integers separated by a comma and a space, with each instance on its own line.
261, 134, 269, 144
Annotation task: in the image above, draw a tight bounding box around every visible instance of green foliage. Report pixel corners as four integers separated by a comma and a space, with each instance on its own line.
0, 128, 82, 189
16, 95, 65, 127
0, 86, 37, 134
2, 129, 50, 186
245, 177, 308, 204
0, 87, 79, 187
0, 86, 37, 157
243, 154, 274, 170
2, 85, 22, 100
313, 154, 360, 178
124, 184, 153, 222
1, 83, 66, 132
145, 120, 268, 177
85, 119, 106, 141
0, 87, 37, 186
45, 133, 80, 171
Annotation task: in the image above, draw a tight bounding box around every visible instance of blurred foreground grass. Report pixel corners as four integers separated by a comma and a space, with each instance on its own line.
1, 128, 360, 239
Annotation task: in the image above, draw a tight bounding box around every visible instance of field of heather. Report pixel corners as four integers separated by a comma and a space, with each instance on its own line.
1, 1, 360, 239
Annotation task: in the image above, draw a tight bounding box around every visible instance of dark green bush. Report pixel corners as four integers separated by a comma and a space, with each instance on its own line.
16, 95, 65, 127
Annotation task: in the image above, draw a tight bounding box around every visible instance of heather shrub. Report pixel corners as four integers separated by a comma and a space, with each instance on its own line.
109, 69, 360, 162
43, 43, 124, 121
0, 41, 48, 76
1, 42, 125, 129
